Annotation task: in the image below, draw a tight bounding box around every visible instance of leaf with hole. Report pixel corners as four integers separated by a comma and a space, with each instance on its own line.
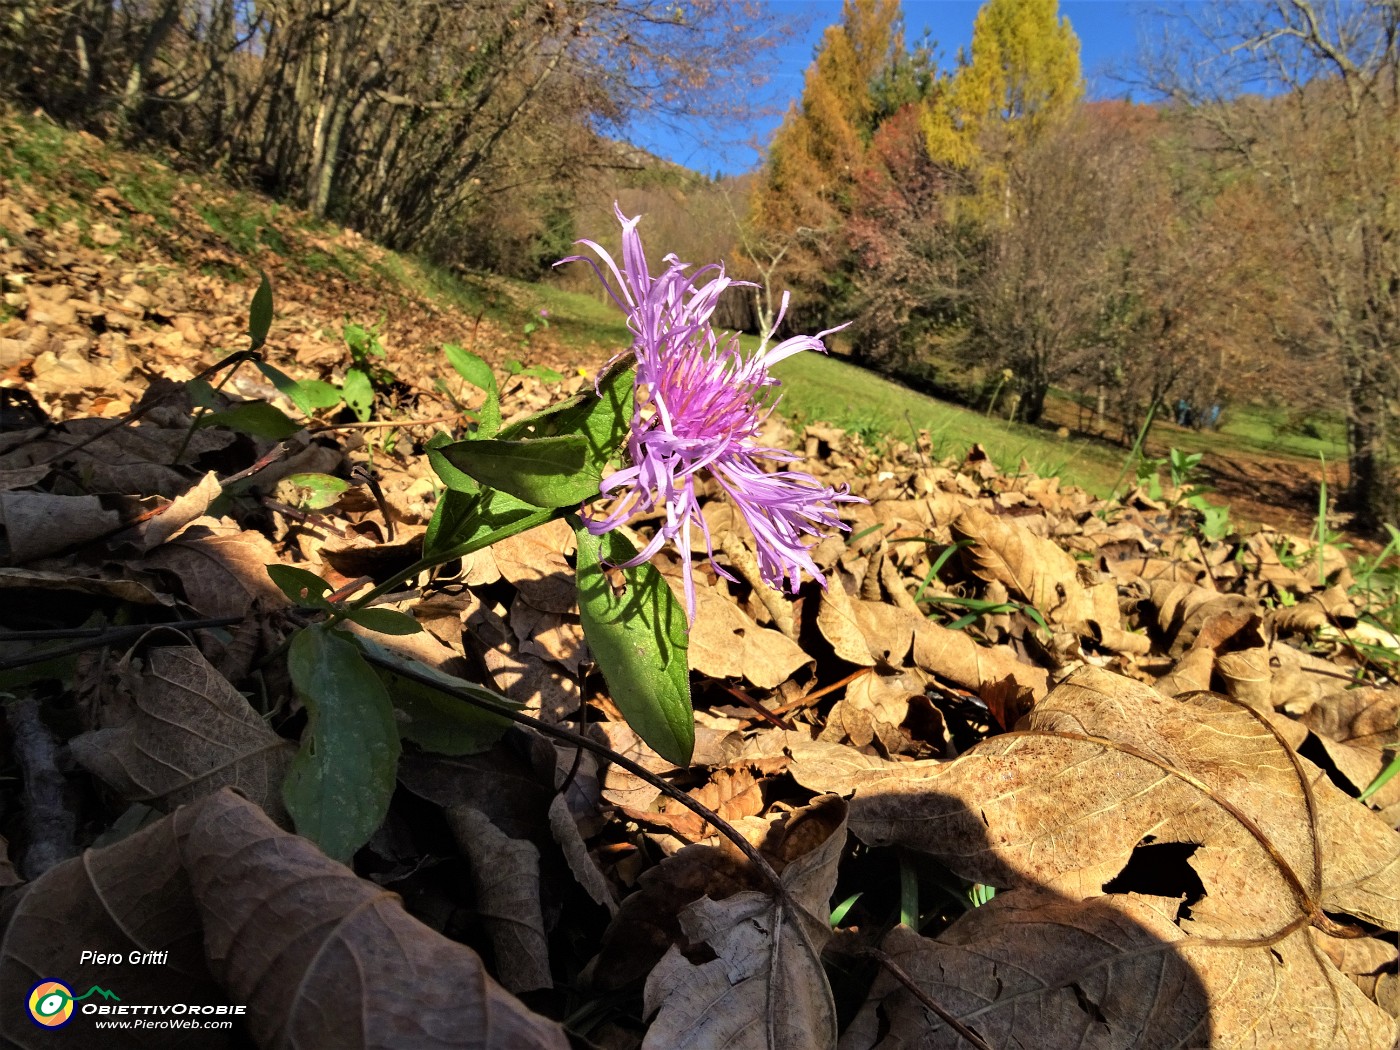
266, 565, 332, 608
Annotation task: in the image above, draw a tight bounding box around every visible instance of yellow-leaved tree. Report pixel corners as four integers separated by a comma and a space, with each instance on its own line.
741, 0, 907, 332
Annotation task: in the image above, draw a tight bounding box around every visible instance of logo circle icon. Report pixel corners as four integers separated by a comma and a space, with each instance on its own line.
27, 981, 75, 1028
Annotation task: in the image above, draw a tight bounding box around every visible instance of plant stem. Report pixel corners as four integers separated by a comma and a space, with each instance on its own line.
1108, 396, 1161, 502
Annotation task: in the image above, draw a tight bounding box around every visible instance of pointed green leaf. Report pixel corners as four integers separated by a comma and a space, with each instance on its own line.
574, 523, 693, 765
283, 472, 350, 510
424, 487, 477, 558
426, 431, 479, 494
500, 364, 634, 472
439, 435, 599, 508
248, 272, 273, 351
444, 344, 501, 439
257, 363, 342, 416
345, 607, 422, 636
342, 367, 373, 422
197, 400, 302, 439
267, 565, 333, 608
284, 625, 400, 862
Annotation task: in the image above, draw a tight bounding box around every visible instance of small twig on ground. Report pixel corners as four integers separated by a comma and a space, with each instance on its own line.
351, 464, 395, 542
771, 667, 872, 718
37, 350, 259, 468
357, 647, 790, 900
720, 683, 796, 731
309, 414, 463, 433
854, 946, 994, 1050
5, 696, 76, 879
0, 617, 243, 672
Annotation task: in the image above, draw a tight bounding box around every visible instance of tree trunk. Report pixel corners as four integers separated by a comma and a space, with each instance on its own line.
1344, 374, 1398, 531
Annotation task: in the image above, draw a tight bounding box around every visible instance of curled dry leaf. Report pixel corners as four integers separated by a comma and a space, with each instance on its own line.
841, 666, 1400, 1047
447, 806, 552, 994
70, 645, 295, 821
642, 796, 848, 1050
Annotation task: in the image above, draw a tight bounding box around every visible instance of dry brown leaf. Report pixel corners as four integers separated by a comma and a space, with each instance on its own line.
0, 564, 174, 606
845, 890, 1396, 1050
183, 790, 570, 1048
8, 417, 232, 498
492, 517, 576, 613
145, 517, 287, 620
447, 806, 552, 994
1302, 687, 1400, 809
816, 570, 917, 667
1148, 579, 1256, 656
466, 600, 580, 722
0, 795, 232, 1049
819, 669, 928, 756
641, 797, 847, 1050
584, 840, 762, 992
1215, 643, 1325, 716
848, 666, 1400, 938
0, 490, 119, 563
775, 733, 907, 795
911, 617, 1048, 717
509, 595, 587, 673
952, 504, 1092, 625
682, 576, 811, 689
125, 469, 222, 552
839, 665, 1400, 1047
1152, 645, 1215, 696
69, 646, 295, 821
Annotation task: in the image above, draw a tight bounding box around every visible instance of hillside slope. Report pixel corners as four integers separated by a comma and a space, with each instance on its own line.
0, 109, 616, 427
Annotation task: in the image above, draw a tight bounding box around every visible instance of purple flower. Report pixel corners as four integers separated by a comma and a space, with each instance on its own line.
557, 205, 861, 619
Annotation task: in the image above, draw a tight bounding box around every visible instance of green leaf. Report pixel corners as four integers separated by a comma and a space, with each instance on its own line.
342, 367, 373, 422
518, 364, 565, 384
574, 522, 693, 765
424, 487, 477, 558
438, 435, 600, 508
197, 400, 302, 440
425, 431, 479, 494
267, 565, 333, 608
499, 363, 634, 472
284, 625, 400, 862
422, 485, 559, 562
248, 271, 273, 351
187, 378, 217, 410
444, 344, 501, 439
356, 636, 513, 756
282, 472, 350, 510
345, 607, 422, 635
257, 363, 342, 417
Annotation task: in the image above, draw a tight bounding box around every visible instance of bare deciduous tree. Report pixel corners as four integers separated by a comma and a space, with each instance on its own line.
1146, 0, 1400, 529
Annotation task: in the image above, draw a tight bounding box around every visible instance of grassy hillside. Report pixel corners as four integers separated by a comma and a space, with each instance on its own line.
0, 106, 1347, 529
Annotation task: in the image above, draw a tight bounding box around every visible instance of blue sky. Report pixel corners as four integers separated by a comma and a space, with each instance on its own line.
624, 0, 1151, 177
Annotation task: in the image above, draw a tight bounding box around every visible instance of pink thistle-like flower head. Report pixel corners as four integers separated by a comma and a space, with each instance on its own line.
556, 205, 862, 619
